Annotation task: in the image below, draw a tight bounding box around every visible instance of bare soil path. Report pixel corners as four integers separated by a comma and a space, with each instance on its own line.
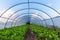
24, 26, 38, 40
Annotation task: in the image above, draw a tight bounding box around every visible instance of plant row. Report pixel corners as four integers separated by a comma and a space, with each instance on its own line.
30, 24, 59, 40
0, 25, 27, 40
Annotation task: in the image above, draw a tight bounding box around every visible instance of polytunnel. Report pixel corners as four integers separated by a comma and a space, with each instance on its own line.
0, 0, 60, 40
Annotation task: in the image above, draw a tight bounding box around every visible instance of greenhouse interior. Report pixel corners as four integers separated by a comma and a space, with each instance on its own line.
0, 0, 60, 40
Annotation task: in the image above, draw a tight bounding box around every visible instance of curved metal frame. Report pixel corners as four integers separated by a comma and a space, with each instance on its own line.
5, 8, 55, 29
14, 17, 43, 26
0, 2, 60, 30
4, 8, 50, 27
14, 14, 43, 27
7, 13, 44, 27
14, 14, 46, 27
4, 8, 53, 28
1, 2, 60, 17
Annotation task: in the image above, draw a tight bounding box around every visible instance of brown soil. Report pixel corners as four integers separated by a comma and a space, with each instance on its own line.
23, 26, 38, 40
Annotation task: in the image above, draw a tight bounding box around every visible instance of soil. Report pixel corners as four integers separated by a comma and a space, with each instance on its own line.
23, 26, 38, 40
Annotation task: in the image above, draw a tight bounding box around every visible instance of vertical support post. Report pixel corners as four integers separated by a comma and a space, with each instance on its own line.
51, 18, 56, 31
27, 0, 30, 24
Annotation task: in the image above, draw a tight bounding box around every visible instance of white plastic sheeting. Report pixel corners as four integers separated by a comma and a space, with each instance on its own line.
0, 0, 60, 29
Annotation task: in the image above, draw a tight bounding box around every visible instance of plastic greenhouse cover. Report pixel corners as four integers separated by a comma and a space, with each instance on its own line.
0, 0, 60, 28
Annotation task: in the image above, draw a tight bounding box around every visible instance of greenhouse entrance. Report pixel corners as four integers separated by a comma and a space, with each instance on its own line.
0, 0, 60, 40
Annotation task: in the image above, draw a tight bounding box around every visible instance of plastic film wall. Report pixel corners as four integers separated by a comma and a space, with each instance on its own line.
0, 0, 60, 29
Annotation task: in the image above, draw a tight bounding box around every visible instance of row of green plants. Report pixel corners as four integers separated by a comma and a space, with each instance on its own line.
30, 24, 59, 40
0, 24, 60, 40
0, 24, 27, 40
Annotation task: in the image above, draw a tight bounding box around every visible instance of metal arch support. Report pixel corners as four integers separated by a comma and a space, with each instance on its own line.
1, 14, 60, 22
43, 16, 60, 21
14, 14, 43, 25
11, 14, 47, 27
13, 14, 43, 27
29, 8, 55, 30
5, 8, 54, 29
11, 13, 44, 27
4, 8, 55, 30
14, 17, 43, 26
1, 2, 60, 18
28, 0, 30, 23
4, 8, 28, 28
30, 18, 43, 26
31, 18, 43, 26
4, 13, 27, 27
4, 8, 48, 28
0, 2, 59, 30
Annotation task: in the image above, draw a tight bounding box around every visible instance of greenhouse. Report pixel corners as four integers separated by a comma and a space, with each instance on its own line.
0, 0, 60, 40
